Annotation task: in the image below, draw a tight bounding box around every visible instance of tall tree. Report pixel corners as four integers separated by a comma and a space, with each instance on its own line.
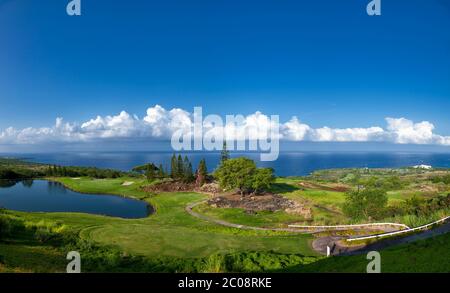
170, 154, 177, 179
183, 156, 194, 182
47, 165, 53, 176
177, 155, 184, 179
196, 159, 208, 187
145, 164, 155, 181
187, 162, 194, 181
158, 164, 165, 178
221, 141, 230, 163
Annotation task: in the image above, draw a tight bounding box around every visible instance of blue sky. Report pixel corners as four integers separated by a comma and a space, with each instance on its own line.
0, 0, 449, 150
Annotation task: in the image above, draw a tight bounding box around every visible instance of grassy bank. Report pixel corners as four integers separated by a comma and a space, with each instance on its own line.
296, 232, 450, 273
0, 177, 318, 272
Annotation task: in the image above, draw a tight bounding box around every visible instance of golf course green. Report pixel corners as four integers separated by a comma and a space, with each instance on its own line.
1, 163, 449, 273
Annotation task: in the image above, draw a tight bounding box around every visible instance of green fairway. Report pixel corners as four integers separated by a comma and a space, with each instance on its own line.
9, 178, 317, 260
53, 177, 151, 199
1, 167, 449, 272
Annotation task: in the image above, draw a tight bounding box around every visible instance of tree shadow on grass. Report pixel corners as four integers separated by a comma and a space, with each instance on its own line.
270, 183, 300, 194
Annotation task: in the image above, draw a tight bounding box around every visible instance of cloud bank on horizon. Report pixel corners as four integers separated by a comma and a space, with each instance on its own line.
0, 105, 449, 146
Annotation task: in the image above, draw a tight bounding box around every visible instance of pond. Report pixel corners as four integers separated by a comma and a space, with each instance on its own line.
0, 180, 152, 219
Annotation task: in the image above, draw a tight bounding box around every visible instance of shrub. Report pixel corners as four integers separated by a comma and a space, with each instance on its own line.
0, 216, 12, 240
343, 188, 388, 220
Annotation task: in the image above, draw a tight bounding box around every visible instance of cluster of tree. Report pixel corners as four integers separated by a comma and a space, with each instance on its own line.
214, 157, 275, 195
431, 174, 450, 185
388, 194, 450, 218
45, 165, 124, 179
404, 194, 450, 216
132, 155, 209, 185
133, 163, 167, 181
0, 167, 44, 180
170, 155, 195, 183
343, 187, 388, 220
0, 164, 132, 180
343, 185, 450, 221
196, 159, 208, 186
344, 174, 405, 191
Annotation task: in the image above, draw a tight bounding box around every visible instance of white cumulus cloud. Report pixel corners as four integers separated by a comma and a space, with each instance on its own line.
0, 105, 449, 147
385, 117, 436, 145
308, 126, 385, 142
143, 105, 192, 138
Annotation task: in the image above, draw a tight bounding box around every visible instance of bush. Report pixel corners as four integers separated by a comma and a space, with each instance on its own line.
357, 176, 405, 191
343, 188, 388, 220
402, 194, 450, 217
0, 216, 12, 240
34, 228, 54, 243
431, 174, 450, 185
0, 214, 30, 241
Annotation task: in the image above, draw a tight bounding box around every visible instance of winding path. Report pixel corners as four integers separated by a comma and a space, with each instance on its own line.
186, 200, 311, 233
186, 200, 407, 234
186, 200, 450, 255
342, 219, 450, 256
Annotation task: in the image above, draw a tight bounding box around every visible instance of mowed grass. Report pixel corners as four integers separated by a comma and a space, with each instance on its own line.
52, 177, 150, 199
2, 174, 449, 272
193, 203, 303, 228
12, 177, 318, 259
274, 177, 346, 208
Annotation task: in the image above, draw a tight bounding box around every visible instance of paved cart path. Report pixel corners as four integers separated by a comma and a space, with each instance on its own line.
186, 200, 450, 255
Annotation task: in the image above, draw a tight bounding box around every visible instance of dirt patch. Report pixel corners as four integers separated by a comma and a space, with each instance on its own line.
208, 193, 312, 218
416, 184, 439, 193
143, 180, 222, 194
197, 183, 221, 195
144, 181, 196, 192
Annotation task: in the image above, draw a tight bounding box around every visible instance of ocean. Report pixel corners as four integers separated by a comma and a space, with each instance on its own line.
3, 151, 450, 177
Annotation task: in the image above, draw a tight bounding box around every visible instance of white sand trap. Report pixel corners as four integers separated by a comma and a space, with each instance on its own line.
122, 181, 135, 186
72, 178, 81, 180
